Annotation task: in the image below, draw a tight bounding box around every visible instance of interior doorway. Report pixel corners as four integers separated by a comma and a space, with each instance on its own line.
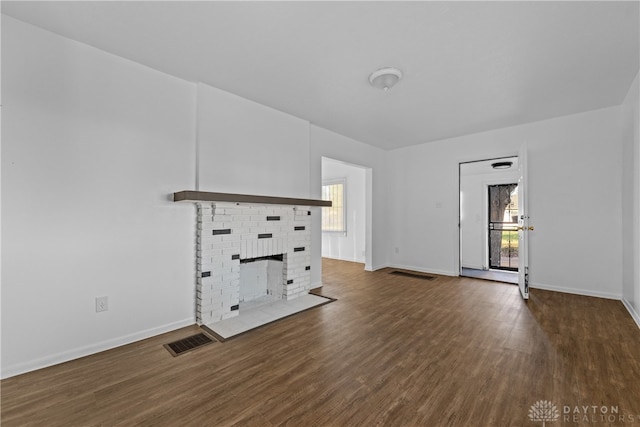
321, 157, 372, 270
459, 157, 519, 284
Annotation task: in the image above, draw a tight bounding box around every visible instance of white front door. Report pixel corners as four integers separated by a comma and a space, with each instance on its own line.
517, 144, 530, 300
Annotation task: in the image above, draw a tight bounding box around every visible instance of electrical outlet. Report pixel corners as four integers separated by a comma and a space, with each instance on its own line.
395, 247, 400, 254
95, 296, 108, 313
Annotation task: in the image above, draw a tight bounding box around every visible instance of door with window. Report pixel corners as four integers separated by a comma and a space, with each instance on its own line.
488, 184, 519, 271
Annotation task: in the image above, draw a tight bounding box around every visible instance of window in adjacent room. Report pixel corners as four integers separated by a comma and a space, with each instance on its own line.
322, 179, 346, 234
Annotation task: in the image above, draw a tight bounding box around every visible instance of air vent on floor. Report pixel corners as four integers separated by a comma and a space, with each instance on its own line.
164, 333, 215, 357
390, 270, 436, 281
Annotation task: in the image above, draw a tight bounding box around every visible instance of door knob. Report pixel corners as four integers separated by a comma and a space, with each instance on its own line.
517, 226, 535, 231
528, 226, 535, 231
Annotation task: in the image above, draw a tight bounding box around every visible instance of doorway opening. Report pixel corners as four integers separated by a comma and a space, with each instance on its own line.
459, 156, 519, 284
320, 157, 372, 271
488, 184, 519, 271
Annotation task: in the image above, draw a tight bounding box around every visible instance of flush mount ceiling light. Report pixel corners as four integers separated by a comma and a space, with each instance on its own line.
369, 67, 403, 91
492, 161, 513, 169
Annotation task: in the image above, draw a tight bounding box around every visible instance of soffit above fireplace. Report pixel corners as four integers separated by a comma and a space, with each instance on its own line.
173, 190, 331, 207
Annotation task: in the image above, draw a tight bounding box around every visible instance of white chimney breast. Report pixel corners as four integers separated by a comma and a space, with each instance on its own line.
196, 202, 312, 325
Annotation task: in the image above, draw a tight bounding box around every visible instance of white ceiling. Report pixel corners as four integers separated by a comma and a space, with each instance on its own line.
2, 1, 638, 150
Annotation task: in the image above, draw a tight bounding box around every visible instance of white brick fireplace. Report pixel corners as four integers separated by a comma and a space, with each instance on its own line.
196, 202, 312, 325
173, 191, 330, 326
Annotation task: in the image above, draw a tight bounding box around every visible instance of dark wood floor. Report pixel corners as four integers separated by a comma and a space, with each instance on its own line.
2, 258, 640, 426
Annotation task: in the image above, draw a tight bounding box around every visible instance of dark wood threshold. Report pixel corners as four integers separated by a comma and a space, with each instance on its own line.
173, 190, 331, 207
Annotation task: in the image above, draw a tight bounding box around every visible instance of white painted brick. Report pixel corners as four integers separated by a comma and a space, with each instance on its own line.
198, 235, 220, 244
219, 240, 241, 249
240, 240, 248, 259
221, 248, 239, 258
197, 223, 216, 231
198, 301, 221, 314
222, 259, 239, 269
203, 235, 225, 244
218, 221, 242, 229
195, 203, 318, 325
197, 242, 217, 251
221, 298, 240, 308
198, 248, 223, 258
213, 202, 234, 209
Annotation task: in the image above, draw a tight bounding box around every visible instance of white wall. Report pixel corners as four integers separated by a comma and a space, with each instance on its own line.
460, 158, 519, 270
388, 106, 624, 298
321, 158, 366, 264
1, 17, 197, 378
3, 13, 637, 380
196, 83, 310, 199
310, 125, 388, 281
621, 71, 640, 326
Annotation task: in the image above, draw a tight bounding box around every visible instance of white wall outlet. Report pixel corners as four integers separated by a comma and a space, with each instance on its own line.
95, 296, 108, 313
395, 247, 400, 254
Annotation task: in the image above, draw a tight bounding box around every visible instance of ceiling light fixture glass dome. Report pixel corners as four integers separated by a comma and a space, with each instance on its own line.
369, 67, 403, 91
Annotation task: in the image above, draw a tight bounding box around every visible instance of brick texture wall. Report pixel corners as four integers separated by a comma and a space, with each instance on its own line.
196, 202, 312, 325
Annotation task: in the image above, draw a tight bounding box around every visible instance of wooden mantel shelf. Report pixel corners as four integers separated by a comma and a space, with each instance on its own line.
173, 190, 332, 207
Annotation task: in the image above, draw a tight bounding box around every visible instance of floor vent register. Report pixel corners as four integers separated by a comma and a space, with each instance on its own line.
164, 333, 215, 357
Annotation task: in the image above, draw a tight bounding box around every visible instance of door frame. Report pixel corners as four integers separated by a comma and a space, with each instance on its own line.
320, 156, 373, 270
457, 154, 520, 277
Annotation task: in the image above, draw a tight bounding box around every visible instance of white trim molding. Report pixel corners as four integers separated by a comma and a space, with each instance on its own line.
1, 318, 195, 380
622, 298, 640, 329
529, 282, 621, 300
388, 263, 458, 277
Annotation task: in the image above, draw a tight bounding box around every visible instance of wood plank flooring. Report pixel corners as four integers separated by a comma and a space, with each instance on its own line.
2, 258, 640, 426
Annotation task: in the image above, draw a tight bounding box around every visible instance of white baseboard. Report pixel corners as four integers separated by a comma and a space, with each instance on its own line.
529, 282, 621, 300
387, 263, 457, 277
1, 317, 195, 380
321, 254, 366, 264
622, 298, 640, 329
370, 263, 389, 271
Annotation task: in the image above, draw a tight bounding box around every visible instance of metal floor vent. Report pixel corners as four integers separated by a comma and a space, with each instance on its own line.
164, 333, 215, 357
390, 270, 436, 281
